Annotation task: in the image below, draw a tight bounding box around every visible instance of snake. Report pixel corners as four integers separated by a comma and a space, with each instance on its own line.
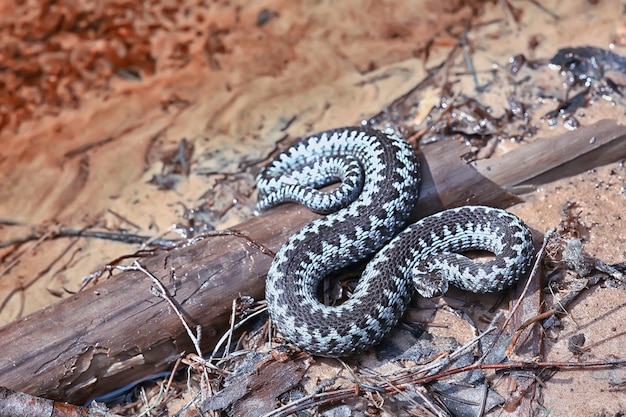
257, 126, 534, 357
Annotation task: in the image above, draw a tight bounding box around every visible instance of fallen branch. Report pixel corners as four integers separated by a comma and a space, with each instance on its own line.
0, 386, 121, 417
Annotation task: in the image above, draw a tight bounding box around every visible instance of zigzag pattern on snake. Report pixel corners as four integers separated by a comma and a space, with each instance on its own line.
257, 126, 534, 357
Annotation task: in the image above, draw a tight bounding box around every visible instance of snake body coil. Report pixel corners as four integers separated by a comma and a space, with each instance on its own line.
258, 127, 534, 356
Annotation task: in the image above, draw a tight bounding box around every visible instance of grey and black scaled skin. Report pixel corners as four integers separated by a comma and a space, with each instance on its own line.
257, 126, 534, 356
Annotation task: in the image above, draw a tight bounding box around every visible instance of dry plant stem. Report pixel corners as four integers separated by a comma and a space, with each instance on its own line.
507, 308, 556, 355
162, 356, 183, 403
225, 298, 237, 358
499, 0, 521, 28
137, 382, 169, 417
0, 229, 53, 272
208, 305, 268, 361
117, 261, 215, 402
259, 388, 358, 417
0, 227, 180, 250
374, 372, 442, 416
0, 236, 81, 319
478, 381, 489, 417
497, 228, 555, 357
172, 390, 202, 417
182, 355, 225, 376
527, 0, 560, 19
412, 358, 626, 387
107, 208, 142, 230
412, 386, 448, 417
127, 261, 204, 359
138, 388, 149, 415
460, 30, 481, 91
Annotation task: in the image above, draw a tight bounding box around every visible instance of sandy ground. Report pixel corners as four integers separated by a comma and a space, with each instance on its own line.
1, 0, 625, 416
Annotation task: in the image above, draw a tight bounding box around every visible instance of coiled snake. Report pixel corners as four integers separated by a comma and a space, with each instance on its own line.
257, 127, 534, 356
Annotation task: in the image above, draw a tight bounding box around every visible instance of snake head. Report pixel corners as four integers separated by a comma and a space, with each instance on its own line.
412, 263, 449, 298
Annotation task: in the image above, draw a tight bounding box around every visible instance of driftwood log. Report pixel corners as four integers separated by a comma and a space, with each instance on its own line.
0, 119, 624, 404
